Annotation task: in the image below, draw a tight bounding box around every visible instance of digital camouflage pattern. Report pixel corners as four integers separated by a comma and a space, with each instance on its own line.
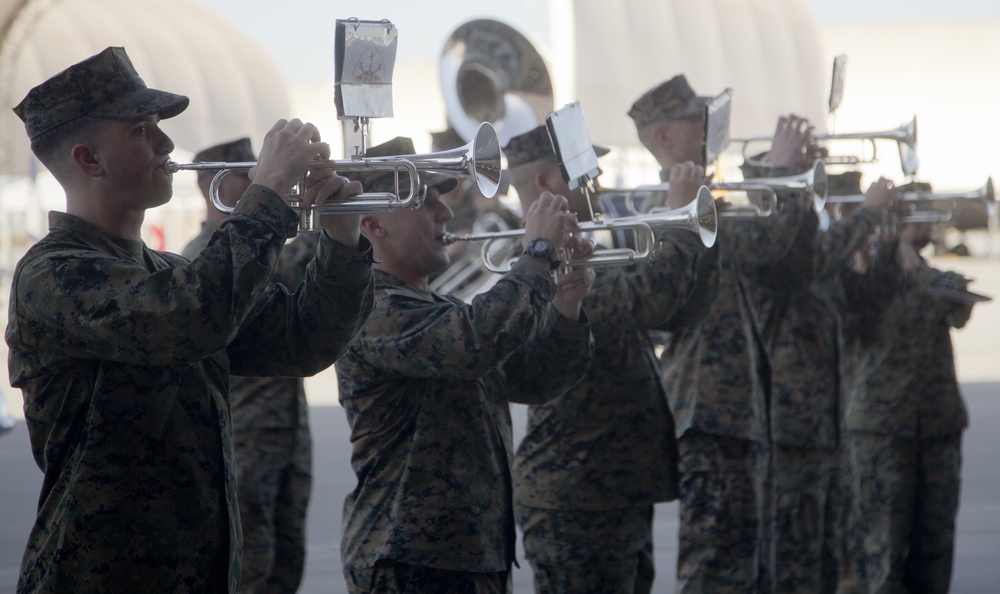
7, 186, 375, 594
661, 188, 805, 445
231, 424, 312, 593
345, 561, 509, 594
13, 46, 188, 140
515, 504, 655, 593
659, 175, 805, 594
627, 74, 712, 129
842, 257, 973, 594
335, 260, 594, 575
830, 238, 906, 594
844, 433, 962, 594
513, 232, 703, 511
675, 431, 768, 593
843, 261, 971, 438
511, 232, 703, 593
754, 205, 885, 594
183, 226, 322, 593
758, 206, 880, 449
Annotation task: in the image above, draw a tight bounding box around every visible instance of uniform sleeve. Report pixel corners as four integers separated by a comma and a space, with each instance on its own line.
719, 190, 805, 266
842, 239, 904, 319
356, 257, 557, 381
226, 232, 375, 377
11, 185, 297, 366
504, 307, 594, 405
908, 265, 976, 330
582, 232, 704, 331
816, 206, 879, 278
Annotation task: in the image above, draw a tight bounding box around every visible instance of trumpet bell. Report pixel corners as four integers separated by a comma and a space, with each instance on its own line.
378, 121, 503, 198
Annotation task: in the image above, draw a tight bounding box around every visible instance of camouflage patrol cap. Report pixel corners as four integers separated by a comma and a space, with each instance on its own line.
504, 124, 610, 169
356, 137, 458, 195
628, 74, 710, 129
13, 46, 189, 141
192, 138, 256, 186
430, 127, 466, 153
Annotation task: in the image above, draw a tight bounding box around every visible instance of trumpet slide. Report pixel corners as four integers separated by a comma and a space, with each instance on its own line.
608, 160, 827, 220
168, 122, 503, 231
441, 187, 717, 274
826, 177, 994, 224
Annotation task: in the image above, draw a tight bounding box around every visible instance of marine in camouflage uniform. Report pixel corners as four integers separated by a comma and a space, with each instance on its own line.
842, 213, 976, 594
632, 77, 810, 594
182, 138, 320, 593
755, 172, 898, 594
7, 47, 375, 594
335, 137, 595, 594
504, 125, 705, 594
830, 214, 906, 594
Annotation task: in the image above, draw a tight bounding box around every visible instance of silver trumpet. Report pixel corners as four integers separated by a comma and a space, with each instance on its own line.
167, 122, 503, 231
441, 186, 717, 274
732, 117, 918, 175
612, 160, 827, 220
827, 177, 994, 223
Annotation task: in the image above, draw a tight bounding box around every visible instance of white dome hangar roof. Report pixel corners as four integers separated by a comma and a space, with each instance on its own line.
0, 0, 291, 177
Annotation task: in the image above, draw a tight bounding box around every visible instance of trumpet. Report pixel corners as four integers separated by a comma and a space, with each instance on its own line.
733, 117, 918, 175
167, 122, 503, 231
827, 177, 995, 224
441, 186, 717, 274
612, 160, 827, 220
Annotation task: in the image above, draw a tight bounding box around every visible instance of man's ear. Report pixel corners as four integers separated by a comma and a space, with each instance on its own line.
70, 143, 103, 177
359, 214, 386, 240
534, 169, 551, 193
652, 123, 669, 147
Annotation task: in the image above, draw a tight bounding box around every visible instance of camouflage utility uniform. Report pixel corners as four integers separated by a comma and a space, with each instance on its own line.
843, 259, 973, 594
756, 206, 893, 594
183, 226, 322, 593
660, 179, 804, 594
512, 230, 704, 594
336, 261, 594, 594
8, 189, 375, 594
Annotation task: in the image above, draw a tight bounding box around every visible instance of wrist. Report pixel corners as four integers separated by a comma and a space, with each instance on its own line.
523, 237, 560, 270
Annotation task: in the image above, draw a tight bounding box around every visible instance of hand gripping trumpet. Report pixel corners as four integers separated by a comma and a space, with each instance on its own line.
441, 186, 718, 275
166, 122, 503, 232
825, 177, 994, 224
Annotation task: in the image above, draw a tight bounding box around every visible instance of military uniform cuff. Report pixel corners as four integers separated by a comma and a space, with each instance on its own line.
506, 256, 555, 301
232, 185, 299, 239
315, 234, 376, 285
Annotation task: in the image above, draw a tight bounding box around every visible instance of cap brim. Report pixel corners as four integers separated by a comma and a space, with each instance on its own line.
425, 174, 458, 195
593, 144, 611, 157
353, 172, 459, 197
89, 87, 190, 121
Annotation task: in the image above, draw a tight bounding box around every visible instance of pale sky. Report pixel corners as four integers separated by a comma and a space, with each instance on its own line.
199, 0, 1000, 83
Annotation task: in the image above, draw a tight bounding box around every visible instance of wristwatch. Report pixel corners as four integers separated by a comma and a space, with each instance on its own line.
523, 237, 559, 270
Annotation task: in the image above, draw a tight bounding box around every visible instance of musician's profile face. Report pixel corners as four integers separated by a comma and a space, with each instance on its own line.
666, 116, 705, 166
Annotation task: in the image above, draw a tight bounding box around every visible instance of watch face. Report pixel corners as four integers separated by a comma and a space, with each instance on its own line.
525, 238, 558, 269
526, 238, 553, 259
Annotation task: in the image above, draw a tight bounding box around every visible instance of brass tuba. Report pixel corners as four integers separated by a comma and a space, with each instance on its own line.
439, 19, 554, 146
